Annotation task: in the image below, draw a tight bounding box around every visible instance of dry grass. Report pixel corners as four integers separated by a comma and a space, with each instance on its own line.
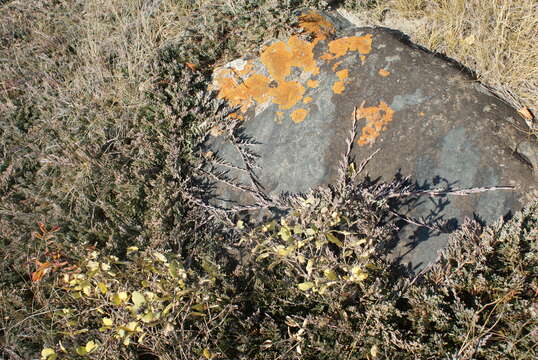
1, 0, 190, 123
341, 0, 537, 121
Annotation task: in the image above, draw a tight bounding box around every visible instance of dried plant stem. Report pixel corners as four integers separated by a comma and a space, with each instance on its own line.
386, 185, 515, 199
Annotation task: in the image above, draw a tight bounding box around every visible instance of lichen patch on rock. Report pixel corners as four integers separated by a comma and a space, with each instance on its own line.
211, 11, 374, 124
355, 101, 395, 146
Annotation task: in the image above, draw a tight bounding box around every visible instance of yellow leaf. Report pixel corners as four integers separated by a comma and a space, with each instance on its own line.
350, 266, 369, 282
203, 348, 212, 359
153, 252, 167, 262
97, 282, 107, 294
297, 282, 315, 291
85, 340, 97, 353
123, 335, 131, 346
41, 348, 57, 360
126, 321, 139, 332
189, 311, 206, 317
132, 291, 146, 307
102, 317, 113, 326
138, 332, 147, 344
112, 291, 129, 306
278, 226, 292, 241
191, 303, 206, 312
326, 233, 343, 247
141, 312, 155, 323
351, 238, 367, 246
306, 259, 314, 276
276, 245, 290, 257
162, 303, 174, 316
370, 344, 379, 357
145, 291, 156, 301
75, 346, 87, 356
256, 253, 271, 262
324, 269, 338, 281
356, 272, 368, 281
86, 260, 99, 272
126, 246, 139, 254
80, 280, 91, 296
236, 220, 244, 229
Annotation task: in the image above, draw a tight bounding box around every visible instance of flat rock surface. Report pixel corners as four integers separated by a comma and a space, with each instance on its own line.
205, 10, 537, 271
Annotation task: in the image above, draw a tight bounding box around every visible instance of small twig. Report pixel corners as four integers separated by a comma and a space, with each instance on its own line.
387, 209, 441, 232
386, 185, 515, 199
355, 148, 380, 177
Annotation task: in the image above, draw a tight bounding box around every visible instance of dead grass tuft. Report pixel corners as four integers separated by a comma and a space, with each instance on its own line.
341, 0, 537, 122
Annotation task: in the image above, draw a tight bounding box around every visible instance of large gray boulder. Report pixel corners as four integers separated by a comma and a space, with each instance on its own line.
204, 10, 537, 271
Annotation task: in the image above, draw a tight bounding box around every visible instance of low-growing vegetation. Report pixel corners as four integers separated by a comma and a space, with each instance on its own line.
1, 0, 536, 359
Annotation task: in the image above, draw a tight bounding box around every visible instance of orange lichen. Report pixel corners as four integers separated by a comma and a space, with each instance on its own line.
268, 80, 305, 110
298, 12, 335, 41
260, 41, 295, 82
378, 68, 390, 77
332, 60, 343, 71
214, 70, 271, 112
288, 35, 320, 75
228, 112, 244, 121
336, 69, 349, 80
291, 108, 309, 123
355, 101, 395, 146
333, 81, 345, 94
419, 112, 425, 117
307, 79, 319, 88
332, 69, 349, 94
212, 13, 376, 126
260, 35, 319, 82
322, 34, 373, 60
